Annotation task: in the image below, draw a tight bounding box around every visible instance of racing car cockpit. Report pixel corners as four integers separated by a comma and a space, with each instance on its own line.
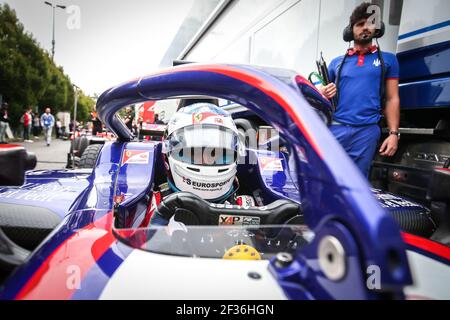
105, 91, 313, 266
109, 98, 309, 265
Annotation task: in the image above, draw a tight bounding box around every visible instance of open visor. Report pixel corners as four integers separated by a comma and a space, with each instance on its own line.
167, 124, 238, 166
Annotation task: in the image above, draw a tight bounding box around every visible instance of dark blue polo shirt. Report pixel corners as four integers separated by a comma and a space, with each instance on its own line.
328, 47, 399, 126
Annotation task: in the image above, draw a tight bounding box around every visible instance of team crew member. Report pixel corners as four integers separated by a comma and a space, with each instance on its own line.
150, 103, 255, 226
91, 111, 103, 136
320, 2, 400, 177
124, 107, 135, 133
153, 113, 164, 125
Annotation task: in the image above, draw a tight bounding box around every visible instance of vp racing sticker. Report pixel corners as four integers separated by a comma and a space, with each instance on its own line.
219, 214, 261, 226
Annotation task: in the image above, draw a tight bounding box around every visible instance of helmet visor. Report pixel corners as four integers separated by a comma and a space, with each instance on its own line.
167, 125, 238, 166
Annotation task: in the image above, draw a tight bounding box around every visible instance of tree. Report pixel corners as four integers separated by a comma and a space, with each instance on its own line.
0, 3, 93, 130
74, 91, 95, 122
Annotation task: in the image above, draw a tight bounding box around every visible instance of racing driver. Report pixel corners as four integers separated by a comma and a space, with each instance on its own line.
150, 103, 255, 225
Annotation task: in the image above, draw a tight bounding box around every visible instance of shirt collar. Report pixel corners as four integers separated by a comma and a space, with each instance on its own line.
347, 45, 378, 56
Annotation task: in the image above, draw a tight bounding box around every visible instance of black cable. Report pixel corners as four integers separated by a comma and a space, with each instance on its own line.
335, 48, 350, 109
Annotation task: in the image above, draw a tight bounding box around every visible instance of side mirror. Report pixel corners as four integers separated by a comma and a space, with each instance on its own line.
0, 145, 37, 186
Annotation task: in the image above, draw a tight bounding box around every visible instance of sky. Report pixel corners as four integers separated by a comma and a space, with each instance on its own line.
1, 0, 196, 96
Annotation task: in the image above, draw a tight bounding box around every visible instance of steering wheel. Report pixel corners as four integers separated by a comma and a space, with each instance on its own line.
156, 192, 302, 226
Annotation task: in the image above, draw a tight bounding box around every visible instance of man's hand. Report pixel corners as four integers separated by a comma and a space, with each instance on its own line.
318, 83, 337, 100
382, 79, 400, 157
379, 135, 398, 157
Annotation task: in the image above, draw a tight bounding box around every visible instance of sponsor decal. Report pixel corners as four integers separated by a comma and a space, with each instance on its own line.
182, 176, 231, 191
372, 190, 423, 208
211, 203, 235, 209
219, 215, 261, 226
378, 198, 420, 208
186, 105, 229, 116
0, 183, 78, 203
192, 112, 224, 124
193, 113, 203, 124
235, 195, 255, 208
259, 157, 284, 172
121, 150, 149, 166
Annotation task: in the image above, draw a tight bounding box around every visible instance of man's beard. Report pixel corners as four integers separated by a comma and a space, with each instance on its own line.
355, 33, 374, 45
355, 36, 373, 46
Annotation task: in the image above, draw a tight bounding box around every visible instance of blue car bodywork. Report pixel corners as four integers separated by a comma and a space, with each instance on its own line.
0, 64, 448, 300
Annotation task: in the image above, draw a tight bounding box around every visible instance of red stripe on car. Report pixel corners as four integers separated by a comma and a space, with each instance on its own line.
0, 144, 22, 149
402, 232, 450, 261
16, 212, 116, 300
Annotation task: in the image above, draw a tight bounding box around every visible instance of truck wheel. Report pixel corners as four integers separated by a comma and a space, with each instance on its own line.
79, 144, 103, 168
78, 136, 89, 157
71, 136, 89, 158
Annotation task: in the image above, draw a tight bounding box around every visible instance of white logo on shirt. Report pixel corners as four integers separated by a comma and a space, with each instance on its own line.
373, 59, 381, 67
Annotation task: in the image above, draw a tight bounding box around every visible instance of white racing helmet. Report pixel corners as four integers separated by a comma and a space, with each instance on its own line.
164, 103, 239, 201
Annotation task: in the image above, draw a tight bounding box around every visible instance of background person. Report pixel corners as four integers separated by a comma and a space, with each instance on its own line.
153, 113, 164, 125
91, 111, 103, 136
319, 2, 400, 177
21, 107, 33, 142
137, 116, 144, 141
0, 102, 9, 144
55, 119, 62, 139
32, 112, 41, 139
124, 107, 135, 133
40, 107, 55, 146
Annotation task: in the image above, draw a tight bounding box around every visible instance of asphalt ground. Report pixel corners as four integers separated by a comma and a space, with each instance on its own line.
16, 136, 70, 170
